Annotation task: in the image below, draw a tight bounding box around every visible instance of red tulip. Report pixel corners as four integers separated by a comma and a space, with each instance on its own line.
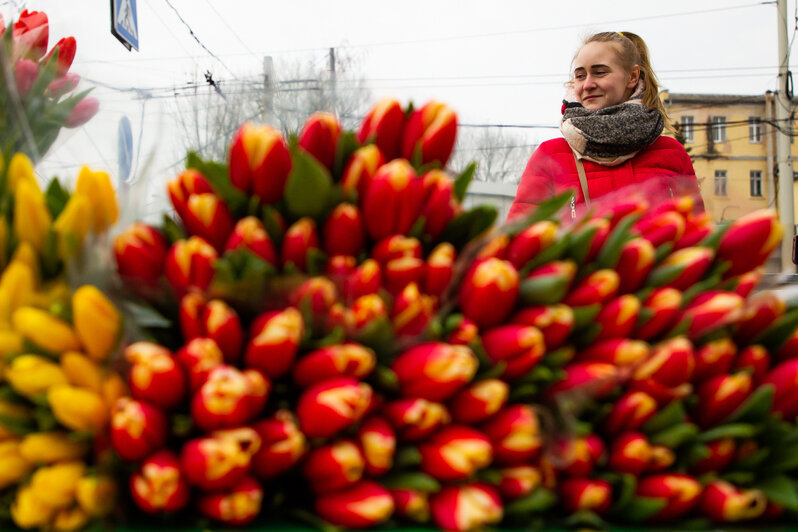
110, 397, 168, 461
419, 426, 493, 481
481, 324, 545, 380
570, 217, 611, 264
383, 397, 451, 442
391, 489, 430, 522
497, 465, 542, 499
545, 362, 620, 400
506, 221, 559, 270
358, 416, 396, 477
12, 10, 49, 61
459, 258, 519, 328
164, 237, 218, 296
477, 234, 510, 261
296, 377, 373, 439
281, 217, 320, 272
776, 328, 798, 362
392, 283, 435, 338
362, 160, 423, 240
197, 477, 263, 525
358, 98, 405, 159
344, 260, 382, 302
202, 300, 244, 363
735, 292, 786, 346
690, 438, 736, 475
373, 234, 423, 263
559, 478, 612, 514
316, 480, 395, 529
593, 294, 641, 341
511, 305, 574, 350
350, 294, 388, 332
342, 145, 386, 200
675, 291, 745, 340
699, 481, 767, 522
728, 268, 763, 298
299, 111, 341, 169
635, 287, 683, 341
224, 216, 277, 266
550, 434, 604, 477
449, 378, 509, 424
289, 277, 338, 318
607, 432, 651, 475
130, 450, 189, 513
635, 210, 686, 248
322, 203, 365, 256
303, 439, 365, 493
716, 209, 782, 278
385, 257, 426, 296
251, 410, 307, 479
168, 179, 234, 251
481, 404, 542, 465
430, 483, 503, 532
228, 122, 291, 203
124, 342, 186, 410
647, 247, 713, 291
674, 210, 713, 250
563, 269, 620, 307
446, 316, 479, 346
577, 338, 649, 367
402, 100, 457, 167
693, 338, 737, 383
636, 474, 702, 520
392, 343, 478, 401
632, 337, 695, 389
294, 343, 375, 388
419, 169, 459, 239
597, 198, 648, 228
425, 242, 456, 298
616, 237, 656, 293
648, 445, 676, 472
180, 427, 261, 491
175, 337, 224, 393
603, 390, 658, 434
113, 223, 169, 286
190, 365, 269, 431
762, 359, 798, 419
244, 308, 303, 379
732, 345, 770, 384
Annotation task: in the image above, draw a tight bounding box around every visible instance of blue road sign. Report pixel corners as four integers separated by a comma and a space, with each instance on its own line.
111, 0, 139, 51
118, 116, 133, 185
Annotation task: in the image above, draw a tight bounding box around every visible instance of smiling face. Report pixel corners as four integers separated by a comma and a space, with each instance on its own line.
572, 41, 640, 110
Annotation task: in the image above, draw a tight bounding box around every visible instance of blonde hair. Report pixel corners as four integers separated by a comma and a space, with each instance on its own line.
577, 31, 674, 133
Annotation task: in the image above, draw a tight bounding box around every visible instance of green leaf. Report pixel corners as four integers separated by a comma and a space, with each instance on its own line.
439, 205, 498, 250
373, 365, 399, 393
502, 191, 572, 235
0, 413, 35, 436
161, 214, 186, 245
260, 205, 285, 248
699, 221, 731, 251
650, 422, 699, 448
44, 179, 70, 219
518, 234, 571, 277
509, 383, 539, 402
40, 229, 60, 279
355, 315, 396, 363
332, 131, 360, 181
567, 224, 599, 265
504, 487, 557, 515
642, 401, 686, 435
757, 475, 798, 511
185, 151, 248, 215
519, 275, 571, 306
284, 149, 334, 219
596, 213, 639, 269
654, 241, 674, 263
394, 446, 422, 468
734, 447, 770, 470
542, 346, 575, 368
306, 247, 328, 276
453, 162, 476, 203
725, 385, 775, 424
622, 496, 667, 523
571, 304, 601, 330
612, 474, 638, 513
381, 472, 441, 493
754, 308, 798, 351
762, 443, 798, 473
699, 423, 758, 442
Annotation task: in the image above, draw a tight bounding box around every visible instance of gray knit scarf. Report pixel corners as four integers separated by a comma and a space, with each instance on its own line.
559, 79, 664, 166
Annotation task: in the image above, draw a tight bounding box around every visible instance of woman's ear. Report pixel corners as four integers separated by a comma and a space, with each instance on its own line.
627, 65, 641, 88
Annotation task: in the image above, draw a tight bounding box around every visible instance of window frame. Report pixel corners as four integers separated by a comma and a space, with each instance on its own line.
715, 169, 728, 196
749, 117, 762, 143
749, 170, 763, 197
681, 115, 695, 143
712, 116, 727, 143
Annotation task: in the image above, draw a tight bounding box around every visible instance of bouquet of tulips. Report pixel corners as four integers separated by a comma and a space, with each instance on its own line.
0, 151, 125, 531
108, 93, 798, 532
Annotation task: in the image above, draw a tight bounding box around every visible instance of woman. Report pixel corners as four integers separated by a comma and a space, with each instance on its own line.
508, 32, 702, 220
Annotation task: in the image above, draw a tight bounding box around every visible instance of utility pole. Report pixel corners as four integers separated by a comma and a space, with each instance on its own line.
329, 47, 337, 115
263, 56, 275, 125
776, 0, 795, 271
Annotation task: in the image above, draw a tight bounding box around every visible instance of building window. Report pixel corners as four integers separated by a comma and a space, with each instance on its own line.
749, 117, 762, 143
681, 115, 694, 143
750, 170, 763, 197
712, 116, 727, 143
715, 170, 728, 196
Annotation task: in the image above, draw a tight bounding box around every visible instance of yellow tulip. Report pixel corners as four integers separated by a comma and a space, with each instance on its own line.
0, 262, 36, 325
0, 400, 31, 441
0, 330, 23, 376
7, 153, 38, 193
53, 192, 91, 260
75, 166, 118, 233
19, 432, 89, 465
0, 216, 7, 271
60, 351, 103, 392
11, 484, 56, 529
5, 354, 68, 399
101, 371, 128, 408
12, 307, 81, 354
48, 385, 109, 433
30, 461, 85, 508
72, 285, 121, 361
10, 242, 41, 280
14, 179, 52, 252
76, 475, 117, 517
0, 439, 33, 490
52, 506, 90, 532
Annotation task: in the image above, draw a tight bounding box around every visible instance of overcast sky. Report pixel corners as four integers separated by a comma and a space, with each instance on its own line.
2, 0, 789, 216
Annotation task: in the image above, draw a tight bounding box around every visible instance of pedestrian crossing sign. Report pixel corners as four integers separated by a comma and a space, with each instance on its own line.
111, 0, 139, 51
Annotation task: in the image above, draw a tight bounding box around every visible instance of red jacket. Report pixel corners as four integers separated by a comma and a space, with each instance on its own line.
508, 136, 702, 219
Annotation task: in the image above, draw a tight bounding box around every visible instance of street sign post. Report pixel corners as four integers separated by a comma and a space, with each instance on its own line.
110, 0, 139, 51
117, 116, 134, 186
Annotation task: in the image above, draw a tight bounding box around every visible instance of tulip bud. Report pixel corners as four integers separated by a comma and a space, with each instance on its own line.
11, 485, 56, 530
53, 192, 91, 260
550, 434, 604, 477
290, 277, 338, 319
350, 293, 387, 332
72, 285, 121, 361
446, 316, 480, 346
251, 409, 307, 478
224, 216, 277, 266
316, 480, 395, 529
74, 166, 119, 233
460, 258, 519, 328
113, 222, 169, 286
450, 378, 509, 424
569, 217, 611, 264
728, 268, 762, 298
608, 432, 651, 475
521, 260, 577, 306
60, 352, 104, 400
546, 362, 620, 400
181, 427, 261, 491
559, 478, 612, 514
125, 342, 187, 410
636, 210, 686, 248
563, 269, 620, 307
299, 112, 341, 169
391, 488, 430, 522
616, 237, 656, 293
648, 247, 714, 291
674, 210, 713, 250
383, 397, 451, 442
202, 299, 244, 363
636, 473, 702, 520
632, 336, 695, 389
592, 294, 641, 341
732, 345, 770, 383
419, 169, 459, 239
19, 432, 88, 465
690, 438, 736, 475
130, 450, 190, 513
165, 237, 218, 296
735, 293, 785, 347
776, 327, 798, 363
297, 377, 373, 439
497, 465, 542, 499
430, 483, 503, 532
635, 287, 683, 341
676, 291, 745, 340
363, 160, 423, 240
511, 305, 573, 350
342, 144, 386, 200
343, 259, 382, 302
110, 397, 168, 461
603, 390, 658, 433
191, 365, 269, 431
384, 256, 425, 296
420, 425, 493, 481
648, 445, 676, 472
303, 439, 365, 493
358, 417, 396, 477
323, 203, 365, 256
28, 460, 85, 509
175, 337, 224, 392
228, 122, 292, 203
14, 58, 38, 98
425, 242, 456, 298
281, 217, 321, 272
374, 236, 422, 266
0, 440, 34, 490
65, 96, 100, 129
5, 354, 68, 399
402, 100, 457, 167
716, 209, 782, 277
482, 404, 541, 465
358, 97, 405, 160
245, 307, 303, 378
197, 476, 263, 525
481, 324, 545, 380
172, 189, 234, 252
577, 338, 650, 367
392, 342, 478, 401
762, 359, 798, 419
0, 400, 29, 441
48, 384, 109, 433
700, 481, 767, 522
693, 338, 737, 383
76, 474, 117, 517
392, 282, 435, 337
293, 342, 376, 388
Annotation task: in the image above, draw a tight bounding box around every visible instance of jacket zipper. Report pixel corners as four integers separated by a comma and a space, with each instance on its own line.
570, 196, 576, 219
